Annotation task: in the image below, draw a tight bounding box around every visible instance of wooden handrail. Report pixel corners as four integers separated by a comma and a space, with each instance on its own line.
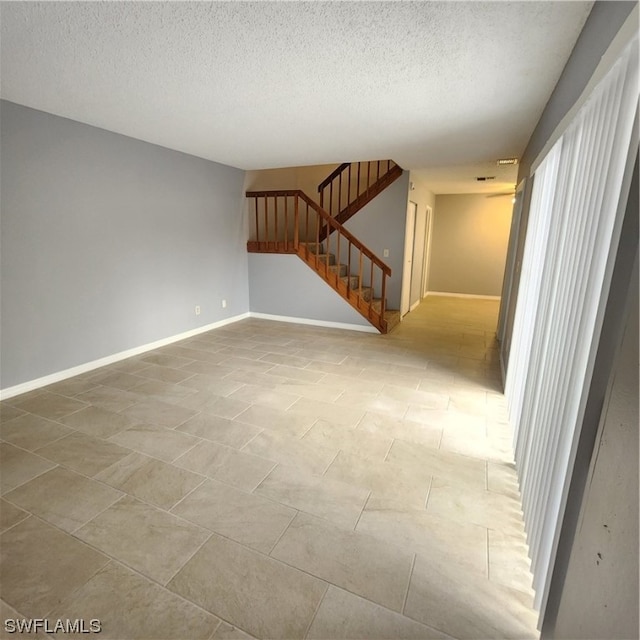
296, 191, 391, 276
317, 163, 350, 192
317, 160, 403, 226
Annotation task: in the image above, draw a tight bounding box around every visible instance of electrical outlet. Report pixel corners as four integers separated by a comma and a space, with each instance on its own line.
221, 299, 227, 309
195, 305, 201, 316
383, 249, 389, 257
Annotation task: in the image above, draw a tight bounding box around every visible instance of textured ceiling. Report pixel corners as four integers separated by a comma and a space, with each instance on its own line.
1, 1, 593, 192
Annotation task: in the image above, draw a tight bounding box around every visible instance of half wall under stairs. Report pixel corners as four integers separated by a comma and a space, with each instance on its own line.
246, 183, 401, 334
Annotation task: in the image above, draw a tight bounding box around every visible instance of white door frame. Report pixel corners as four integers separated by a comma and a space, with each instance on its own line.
401, 201, 417, 316
422, 205, 433, 298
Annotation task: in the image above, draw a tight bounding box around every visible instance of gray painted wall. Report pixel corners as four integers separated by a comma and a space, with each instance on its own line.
500, 1, 636, 369
248, 254, 370, 328
1, 100, 249, 389
428, 194, 512, 297
344, 171, 410, 310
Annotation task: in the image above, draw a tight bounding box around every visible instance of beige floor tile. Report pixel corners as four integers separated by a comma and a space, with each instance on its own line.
386, 439, 487, 491
380, 384, 450, 410
242, 430, 337, 475
180, 359, 235, 376
235, 404, 314, 438
259, 352, 312, 368
176, 413, 261, 448
488, 528, 535, 598
211, 622, 256, 640
265, 364, 326, 383
335, 390, 411, 421
487, 461, 522, 499
59, 405, 136, 438
178, 373, 243, 396
295, 348, 347, 364
440, 424, 514, 462
357, 505, 488, 576
91, 370, 147, 391
119, 399, 197, 428
0, 498, 29, 532
0, 516, 109, 617
200, 395, 251, 420
227, 384, 300, 411
0, 403, 26, 423
307, 586, 447, 640
140, 352, 195, 369
75, 386, 142, 412
404, 553, 538, 639
107, 357, 150, 374
44, 376, 102, 398
108, 423, 200, 462
302, 419, 392, 461
75, 496, 210, 584
11, 391, 88, 421
173, 440, 275, 492
135, 364, 195, 384
0, 599, 49, 638
288, 396, 365, 427
0, 443, 57, 493
320, 372, 386, 394
96, 452, 204, 509
218, 356, 275, 374
358, 369, 422, 390
273, 380, 344, 403
0, 413, 72, 451
171, 479, 295, 553
357, 411, 442, 449
427, 479, 525, 536
168, 533, 327, 640
255, 465, 368, 530
325, 451, 431, 510
4, 467, 122, 533
272, 512, 413, 611
50, 561, 220, 639
128, 379, 199, 404
35, 431, 131, 476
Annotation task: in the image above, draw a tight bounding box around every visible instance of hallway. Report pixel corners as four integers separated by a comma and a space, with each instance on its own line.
1, 296, 538, 639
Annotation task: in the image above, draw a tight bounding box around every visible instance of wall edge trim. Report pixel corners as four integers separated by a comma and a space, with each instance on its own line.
0, 313, 251, 400
249, 312, 379, 333
426, 291, 501, 301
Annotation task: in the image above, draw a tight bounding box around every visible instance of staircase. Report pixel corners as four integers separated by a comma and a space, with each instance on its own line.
246, 160, 402, 334
318, 159, 403, 238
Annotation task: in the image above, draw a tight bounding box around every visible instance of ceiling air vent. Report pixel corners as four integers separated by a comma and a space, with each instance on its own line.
497, 158, 519, 165
476, 176, 496, 182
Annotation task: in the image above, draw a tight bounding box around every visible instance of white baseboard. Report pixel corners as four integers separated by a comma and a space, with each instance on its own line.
0, 313, 250, 401
426, 291, 501, 301
249, 312, 379, 334
409, 300, 421, 312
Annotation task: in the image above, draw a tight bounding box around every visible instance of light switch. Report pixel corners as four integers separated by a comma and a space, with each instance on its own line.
383, 249, 389, 257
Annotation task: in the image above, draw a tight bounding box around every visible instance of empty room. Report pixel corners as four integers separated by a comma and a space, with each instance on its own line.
1, 2, 638, 640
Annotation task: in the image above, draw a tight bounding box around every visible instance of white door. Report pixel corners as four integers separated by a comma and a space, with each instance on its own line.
401, 201, 417, 316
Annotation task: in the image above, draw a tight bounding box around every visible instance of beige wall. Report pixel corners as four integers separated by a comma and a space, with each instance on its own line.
244, 164, 338, 197
429, 193, 512, 297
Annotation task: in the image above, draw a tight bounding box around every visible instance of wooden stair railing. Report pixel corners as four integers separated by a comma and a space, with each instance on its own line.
246, 190, 392, 333
317, 159, 403, 237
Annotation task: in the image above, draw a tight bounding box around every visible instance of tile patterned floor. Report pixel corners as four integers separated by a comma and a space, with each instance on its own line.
0, 297, 539, 639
